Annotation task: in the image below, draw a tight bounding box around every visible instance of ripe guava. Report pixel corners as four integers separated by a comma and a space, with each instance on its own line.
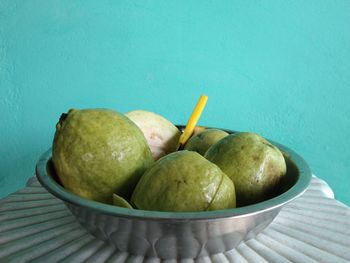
125, 110, 181, 160
205, 132, 286, 206
52, 109, 154, 203
131, 151, 236, 212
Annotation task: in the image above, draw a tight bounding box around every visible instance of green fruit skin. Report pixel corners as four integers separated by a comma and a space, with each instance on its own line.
131, 150, 236, 212
185, 129, 229, 156
205, 132, 286, 206
207, 174, 236, 210
52, 109, 154, 203
113, 194, 133, 209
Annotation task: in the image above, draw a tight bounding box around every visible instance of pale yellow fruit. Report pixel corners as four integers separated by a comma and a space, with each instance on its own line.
125, 110, 181, 160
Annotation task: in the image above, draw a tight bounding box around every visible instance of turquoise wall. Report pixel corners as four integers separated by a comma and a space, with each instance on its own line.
1, 1, 349, 205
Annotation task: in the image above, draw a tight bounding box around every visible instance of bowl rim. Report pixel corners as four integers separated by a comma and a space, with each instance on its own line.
36, 127, 312, 221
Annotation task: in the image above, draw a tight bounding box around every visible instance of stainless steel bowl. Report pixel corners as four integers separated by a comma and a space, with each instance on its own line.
36, 128, 311, 260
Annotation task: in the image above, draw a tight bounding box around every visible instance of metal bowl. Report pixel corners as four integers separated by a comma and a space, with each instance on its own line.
36, 128, 311, 260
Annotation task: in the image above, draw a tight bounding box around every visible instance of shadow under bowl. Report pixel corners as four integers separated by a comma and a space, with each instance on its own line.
36, 127, 311, 260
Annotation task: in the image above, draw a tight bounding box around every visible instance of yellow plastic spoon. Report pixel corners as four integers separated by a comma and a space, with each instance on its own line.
177, 95, 208, 150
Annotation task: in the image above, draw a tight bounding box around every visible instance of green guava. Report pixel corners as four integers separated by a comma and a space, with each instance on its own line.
131, 150, 236, 212
184, 129, 229, 155
192, 126, 207, 136
52, 108, 154, 203
205, 132, 286, 206
125, 110, 181, 160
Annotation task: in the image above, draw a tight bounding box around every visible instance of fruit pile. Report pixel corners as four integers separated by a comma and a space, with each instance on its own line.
52, 109, 286, 212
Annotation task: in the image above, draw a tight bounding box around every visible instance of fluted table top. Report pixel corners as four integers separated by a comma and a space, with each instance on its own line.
0, 176, 349, 263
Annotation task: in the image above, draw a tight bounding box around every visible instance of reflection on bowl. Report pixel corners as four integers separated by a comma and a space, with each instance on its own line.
36, 127, 311, 259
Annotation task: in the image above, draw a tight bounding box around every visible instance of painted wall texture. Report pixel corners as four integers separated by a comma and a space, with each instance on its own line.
0, 1, 349, 205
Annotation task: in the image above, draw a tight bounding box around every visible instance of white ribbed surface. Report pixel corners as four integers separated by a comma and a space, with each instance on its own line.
0, 176, 349, 263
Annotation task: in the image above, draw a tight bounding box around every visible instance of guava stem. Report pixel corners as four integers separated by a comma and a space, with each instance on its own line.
59, 113, 68, 123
